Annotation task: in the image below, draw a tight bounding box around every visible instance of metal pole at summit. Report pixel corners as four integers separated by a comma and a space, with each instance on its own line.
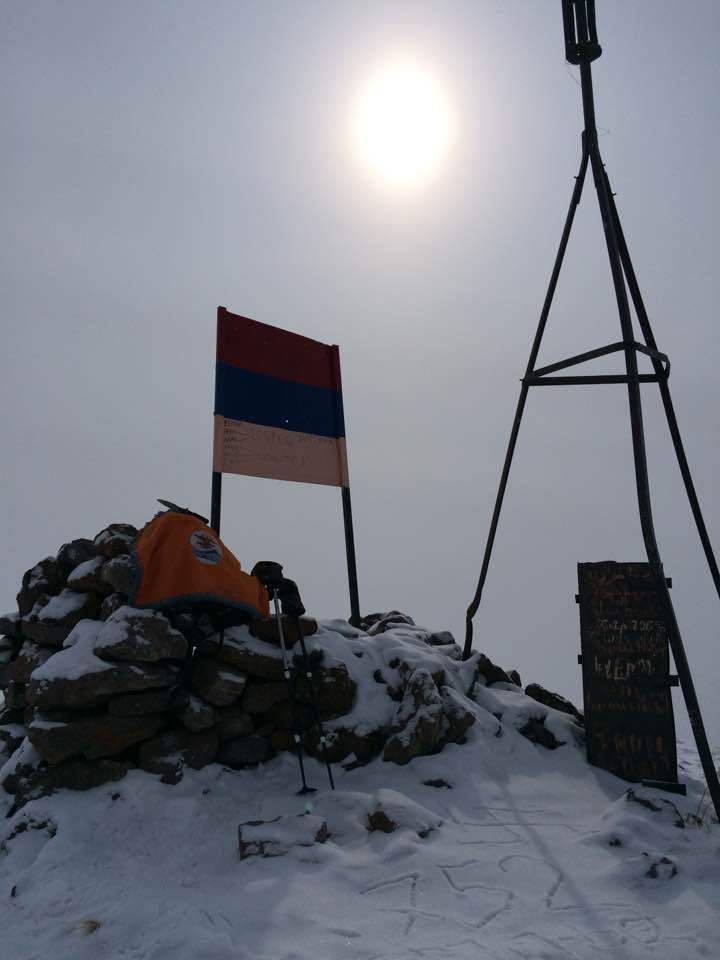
464, 0, 720, 820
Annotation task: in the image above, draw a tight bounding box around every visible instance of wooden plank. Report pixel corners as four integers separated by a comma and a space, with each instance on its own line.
577, 561, 680, 785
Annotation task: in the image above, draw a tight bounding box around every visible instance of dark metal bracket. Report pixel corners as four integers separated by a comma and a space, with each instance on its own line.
464, 0, 720, 821
524, 340, 670, 385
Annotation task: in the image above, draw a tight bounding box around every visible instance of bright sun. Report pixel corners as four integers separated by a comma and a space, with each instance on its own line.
352, 62, 453, 190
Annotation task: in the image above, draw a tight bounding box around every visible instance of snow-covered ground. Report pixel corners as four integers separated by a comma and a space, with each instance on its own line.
1, 700, 718, 959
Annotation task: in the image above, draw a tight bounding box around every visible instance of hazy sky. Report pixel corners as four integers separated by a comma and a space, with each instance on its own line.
3, 1, 719, 740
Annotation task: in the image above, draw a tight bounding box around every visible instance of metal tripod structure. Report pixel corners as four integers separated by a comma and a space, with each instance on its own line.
463, 0, 720, 819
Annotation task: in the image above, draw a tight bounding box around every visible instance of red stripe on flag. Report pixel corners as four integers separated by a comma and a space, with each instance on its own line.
217, 307, 337, 391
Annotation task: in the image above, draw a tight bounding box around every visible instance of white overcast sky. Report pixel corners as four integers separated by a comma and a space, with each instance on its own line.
2, 1, 720, 738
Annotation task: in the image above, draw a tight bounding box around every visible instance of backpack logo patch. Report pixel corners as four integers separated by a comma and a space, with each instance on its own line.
190, 530, 223, 566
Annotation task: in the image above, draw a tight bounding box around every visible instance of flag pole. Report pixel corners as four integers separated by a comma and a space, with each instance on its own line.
330, 345, 361, 626
341, 485, 361, 626
210, 306, 225, 534
210, 470, 222, 534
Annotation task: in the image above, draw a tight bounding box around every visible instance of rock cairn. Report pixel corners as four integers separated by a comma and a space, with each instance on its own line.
0, 522, 584, 809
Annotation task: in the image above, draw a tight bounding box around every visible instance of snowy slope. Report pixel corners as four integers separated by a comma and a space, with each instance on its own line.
1, 693, 718, 959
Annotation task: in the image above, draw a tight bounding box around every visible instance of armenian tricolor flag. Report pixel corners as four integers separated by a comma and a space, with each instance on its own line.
212, 307, 349, 487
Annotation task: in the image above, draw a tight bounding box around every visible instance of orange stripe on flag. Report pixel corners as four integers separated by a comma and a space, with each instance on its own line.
213, 416, 348, 487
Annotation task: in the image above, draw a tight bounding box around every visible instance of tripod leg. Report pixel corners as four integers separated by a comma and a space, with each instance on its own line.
604, 177, 720, 603
590, 140, 720, 821
270, 589, 316, 796
463, 145, 590, 658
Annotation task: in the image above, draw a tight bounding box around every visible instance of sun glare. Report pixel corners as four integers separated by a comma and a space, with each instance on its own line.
352, 62, 453, 190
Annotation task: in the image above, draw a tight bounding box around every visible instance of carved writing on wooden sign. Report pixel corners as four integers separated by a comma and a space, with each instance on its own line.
577, 561, 679, 785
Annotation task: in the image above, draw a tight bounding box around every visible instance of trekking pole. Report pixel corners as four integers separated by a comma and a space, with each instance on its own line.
251, 562, 315, 796
278, 578, 335, 791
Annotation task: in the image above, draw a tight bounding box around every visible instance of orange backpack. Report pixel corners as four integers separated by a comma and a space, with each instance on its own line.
131, 510, 269, 621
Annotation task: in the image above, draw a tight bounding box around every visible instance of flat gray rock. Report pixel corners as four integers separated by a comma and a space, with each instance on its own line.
94, 608, 187, 663
26, 620, 179, 708
28, 711, 165, 764
192, 657, 247, 706
200, 629, 284, 681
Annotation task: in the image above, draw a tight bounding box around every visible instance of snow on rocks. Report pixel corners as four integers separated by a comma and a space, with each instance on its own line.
15, 557, 64, 616
100, 554, 136, 595
198, 630, 285, 680
93, 607, 187, 662
525, 682, 585, 724
1, 526, 588, 812
0, 737, 132, 809
0, 574, 713, 960
365, 787, 444, 837
55, 537, 99, 579
93, 523, 138, 558
361, 610, 417, 635
177, 694, 217, 732
191, 657, 248, 706
26, 619, 180, 707
0, 722, 24, 760
22, 589, 101, 647
137, 728, 219, 784
3, 641, 55, 684
238, 812, 330, 859
382, 668, 447, 764
0, 612, 22, 639
66, 556, 113, 596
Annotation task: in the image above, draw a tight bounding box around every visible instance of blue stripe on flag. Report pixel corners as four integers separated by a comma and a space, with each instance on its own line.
214, 363, 345, 438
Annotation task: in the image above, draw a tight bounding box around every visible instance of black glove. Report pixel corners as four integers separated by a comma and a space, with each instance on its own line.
251, 561, 284, 594
278, 578, 306, 618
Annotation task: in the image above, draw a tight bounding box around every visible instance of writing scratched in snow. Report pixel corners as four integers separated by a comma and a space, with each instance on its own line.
577, 562, 679, 785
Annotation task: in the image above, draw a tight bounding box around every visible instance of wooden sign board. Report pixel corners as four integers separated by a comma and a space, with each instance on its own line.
577, 561, 682, 790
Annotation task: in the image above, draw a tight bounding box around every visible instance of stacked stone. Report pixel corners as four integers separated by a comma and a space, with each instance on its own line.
0, 524, 139, 725
192, 623, 355, 770
0, 525, 585, 809
0, 522, 358, 802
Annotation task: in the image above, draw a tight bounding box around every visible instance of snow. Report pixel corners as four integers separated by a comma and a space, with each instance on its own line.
1, 733, 718, 956
0, 738, 40, 786
31, 620, 110, 681
111, 606, 166, 622
25, 561, 53, 591
2, 618, 719, 958
218, 670, 245, 683
36, 588, 88, 622
26, 719, 67, 731
0, 734, 720, 960
66, 556, 104, 585
92, 607, 180, 656
224, 628, 283, 660
239, 812, 328, 856
93, 611, 141, 652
